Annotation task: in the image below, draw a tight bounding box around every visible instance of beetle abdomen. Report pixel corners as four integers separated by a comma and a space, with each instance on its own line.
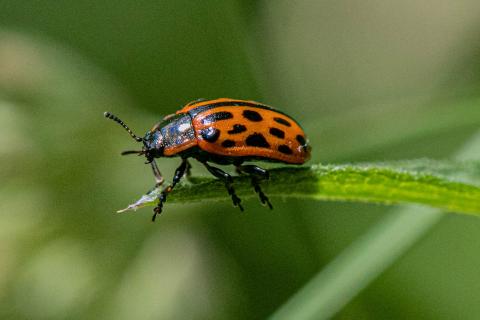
181, 99, 310, 164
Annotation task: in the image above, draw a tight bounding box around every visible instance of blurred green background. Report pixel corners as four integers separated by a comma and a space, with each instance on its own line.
1, 1, 480, 319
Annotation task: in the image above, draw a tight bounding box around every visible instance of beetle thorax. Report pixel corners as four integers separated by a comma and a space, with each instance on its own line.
142, 113, 196, 158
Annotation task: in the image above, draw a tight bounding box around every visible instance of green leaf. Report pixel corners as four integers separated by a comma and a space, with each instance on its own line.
118, 159, 480, 216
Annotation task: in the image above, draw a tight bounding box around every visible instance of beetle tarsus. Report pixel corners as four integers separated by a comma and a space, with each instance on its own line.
152, 192, 167, 221
253, 180, 272, 209
151, 160, 188, 222
236, 164, 272, 209
227, 183, 243, 211
152, 205, 161, 222
203, 162, 243, 211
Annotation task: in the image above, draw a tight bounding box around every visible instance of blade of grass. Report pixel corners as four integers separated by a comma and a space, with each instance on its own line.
269, 131, 480, 320
118, 159, 480, 216
270, 206, 441, 320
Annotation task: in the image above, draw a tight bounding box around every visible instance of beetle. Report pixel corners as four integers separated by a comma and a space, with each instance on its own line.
105, 98, 311, 221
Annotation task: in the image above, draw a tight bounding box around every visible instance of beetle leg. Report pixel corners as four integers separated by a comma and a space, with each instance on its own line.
152, 159, 188, 221
202, 162, 243, 211
236, 164, 272, 209
150, 160, 164, 187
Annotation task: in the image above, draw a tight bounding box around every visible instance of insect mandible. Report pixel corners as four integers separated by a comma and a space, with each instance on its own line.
104, 98, 311, 221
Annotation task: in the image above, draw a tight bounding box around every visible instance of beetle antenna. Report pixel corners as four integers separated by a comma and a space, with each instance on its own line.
104, 112, 143, 142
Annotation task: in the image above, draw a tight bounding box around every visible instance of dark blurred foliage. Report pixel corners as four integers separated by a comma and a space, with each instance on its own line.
0, 1, 480, 319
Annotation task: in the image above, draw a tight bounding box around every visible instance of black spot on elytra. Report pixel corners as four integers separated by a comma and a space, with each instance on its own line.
278, 145, 293, 155
296, 134, 306, 146
269, 127, 285, 139
274, 117, 291, 127
202, 111, 233, 124
222, 140, 236, 148
246, 133, 270, 148
228, 124, 247, 134
200, 127, 220, 143
243, 110, 263, 122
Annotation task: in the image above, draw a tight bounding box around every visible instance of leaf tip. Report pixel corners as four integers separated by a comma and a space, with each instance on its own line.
117, 205, 138, 213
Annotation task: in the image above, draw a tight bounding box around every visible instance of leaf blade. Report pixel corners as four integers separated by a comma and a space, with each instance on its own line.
119, 160, 480, 216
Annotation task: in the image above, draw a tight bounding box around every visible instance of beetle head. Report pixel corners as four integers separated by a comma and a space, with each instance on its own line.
142, 129, 165, 161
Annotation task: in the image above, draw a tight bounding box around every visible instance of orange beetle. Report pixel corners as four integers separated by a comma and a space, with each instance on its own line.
105, 98, 311, 221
